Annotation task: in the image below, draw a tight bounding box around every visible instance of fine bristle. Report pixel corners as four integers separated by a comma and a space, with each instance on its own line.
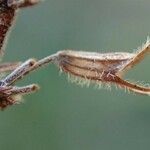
60, 68, 113, 91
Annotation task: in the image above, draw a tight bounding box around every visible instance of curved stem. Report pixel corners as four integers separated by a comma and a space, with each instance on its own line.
114, 76, 150, 95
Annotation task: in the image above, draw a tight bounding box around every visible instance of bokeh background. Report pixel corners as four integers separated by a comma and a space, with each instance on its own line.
0, 0, 150, 149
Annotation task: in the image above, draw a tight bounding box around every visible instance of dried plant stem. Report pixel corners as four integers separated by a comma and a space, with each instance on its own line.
6, 54, 58, 84
8, 84, 39, 96
120, 38, 150, 72
0, 0, 149, 109
113, 76, 150, 95
0, 62, 21, 73
5, 39, 149, 96
2, 59, 36, 86
7, 0, 40, 8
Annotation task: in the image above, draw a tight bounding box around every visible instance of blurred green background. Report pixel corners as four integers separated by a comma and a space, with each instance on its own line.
0, 0, 150, 149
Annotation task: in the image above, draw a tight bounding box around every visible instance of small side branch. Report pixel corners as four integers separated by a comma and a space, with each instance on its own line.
2, 59, 36, 86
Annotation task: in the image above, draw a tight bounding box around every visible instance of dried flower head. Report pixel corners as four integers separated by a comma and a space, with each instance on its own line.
53, 38, 150, 95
